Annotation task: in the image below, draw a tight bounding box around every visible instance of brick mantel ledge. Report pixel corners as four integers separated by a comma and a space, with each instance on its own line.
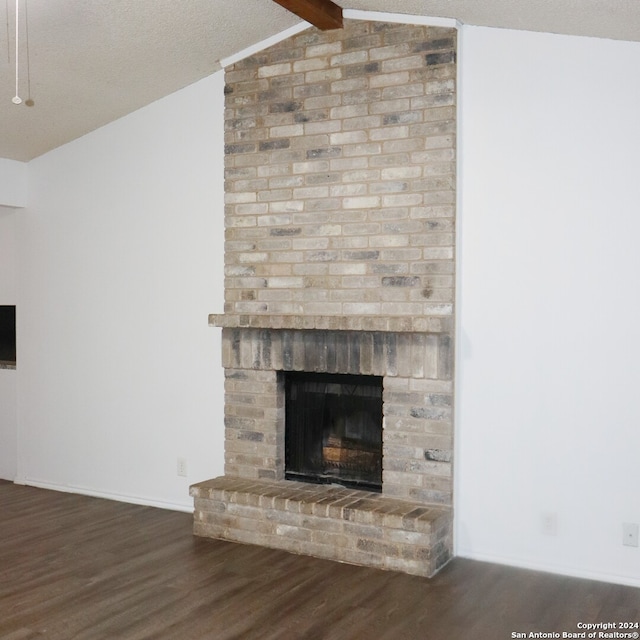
208, 313, 453, 334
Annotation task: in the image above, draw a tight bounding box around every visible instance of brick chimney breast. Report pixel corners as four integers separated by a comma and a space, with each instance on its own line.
195, 19, 457, 579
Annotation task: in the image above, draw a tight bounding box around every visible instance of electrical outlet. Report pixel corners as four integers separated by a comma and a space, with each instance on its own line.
622, 523, 639, 547
541, 512, 558, 536
177, 457, 188, 477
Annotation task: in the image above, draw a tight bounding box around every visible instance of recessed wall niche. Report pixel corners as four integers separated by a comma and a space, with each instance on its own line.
0, 306, 16, 366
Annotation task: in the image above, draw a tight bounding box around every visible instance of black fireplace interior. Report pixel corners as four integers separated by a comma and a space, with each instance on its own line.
285, 371, 383, 492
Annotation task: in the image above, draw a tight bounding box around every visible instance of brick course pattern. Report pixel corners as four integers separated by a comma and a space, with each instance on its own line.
222, 21, 456, 323
191, 476, 452, 577
195, 20, 457, 578
220, 327, 453, 505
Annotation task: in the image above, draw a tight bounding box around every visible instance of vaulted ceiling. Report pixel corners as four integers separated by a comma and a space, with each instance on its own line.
2, 0, 640, 162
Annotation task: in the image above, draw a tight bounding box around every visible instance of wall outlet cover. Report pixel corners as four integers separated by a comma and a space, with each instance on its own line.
541, 512, 558, 536
622, 522, 639, 547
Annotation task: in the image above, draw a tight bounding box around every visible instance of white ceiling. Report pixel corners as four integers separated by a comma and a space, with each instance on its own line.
2, 0, 640, 162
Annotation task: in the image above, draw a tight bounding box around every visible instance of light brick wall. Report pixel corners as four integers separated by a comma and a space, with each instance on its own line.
383, 376, 453, 504
217, 20, 458, 507
194, 21, 458, 576
221, 328, 454, 505
223, 20, 456, 322
191, 476, 452, 577
223, 367, 283, 481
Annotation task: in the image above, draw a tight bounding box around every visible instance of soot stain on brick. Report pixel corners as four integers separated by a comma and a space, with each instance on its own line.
348, 336, 361, 373
238, 431, 264, 442
226, 369, 248, 380
413, 38, 455, 53
385, 333, 397, 374
268, 47, 304, 63
383, 112, 421, 126
306, 147, 342, 159
270, 227, 302, 236
238, 54, 268, 68
269, 101, 302, 113
410, 407, 447, 420
345, 62, 380, 77
294, 110, 330, 123
425, 51, 456, 66
282, 331, 293, 371
231, 330, 241, 366
224, 143, 256, 155
428, 394, 452, 406
424, 449, 451, 463
306, 173, 340, 185
259, 139, 290, 151
382, 276, 420, 287
258, 89, 290, 102
307, 251, 339, 262
344, 35, 381, 51
422, 287, 434, 299
256, 329, 271, 369
226, 118, 256, 131
343, 250, 380, 261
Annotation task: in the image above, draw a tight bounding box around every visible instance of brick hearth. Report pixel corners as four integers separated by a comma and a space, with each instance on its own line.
192, 18, 457, 577
191, 476, 451, 577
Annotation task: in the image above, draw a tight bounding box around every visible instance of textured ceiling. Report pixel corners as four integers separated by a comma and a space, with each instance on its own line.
1, 0, 640, 162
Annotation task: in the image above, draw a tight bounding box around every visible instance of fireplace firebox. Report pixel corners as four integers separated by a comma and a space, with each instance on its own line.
284, 371, 383, 492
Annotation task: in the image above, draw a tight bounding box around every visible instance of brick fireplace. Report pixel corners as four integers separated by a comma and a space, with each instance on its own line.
191, 18, 456, 577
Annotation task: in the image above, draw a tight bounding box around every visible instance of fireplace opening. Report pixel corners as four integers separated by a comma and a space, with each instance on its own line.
284, 371, 383, 492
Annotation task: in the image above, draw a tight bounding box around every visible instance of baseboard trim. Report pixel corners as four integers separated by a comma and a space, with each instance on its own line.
456, 548, 640, 589
22, 479, 194, 514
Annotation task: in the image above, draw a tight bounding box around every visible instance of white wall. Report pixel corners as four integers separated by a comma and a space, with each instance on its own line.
0, 159, 27, 208
16, 71, 226, 510
457, 25, 640, 586
0, 366, 17, 480
0, 206, 17, 480
0, 208, 18, 301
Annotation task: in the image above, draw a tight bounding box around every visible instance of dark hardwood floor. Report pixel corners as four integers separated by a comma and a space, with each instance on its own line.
1, 480, 638, 640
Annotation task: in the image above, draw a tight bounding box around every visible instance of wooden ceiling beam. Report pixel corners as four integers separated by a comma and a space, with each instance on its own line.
272, 0, 343, 31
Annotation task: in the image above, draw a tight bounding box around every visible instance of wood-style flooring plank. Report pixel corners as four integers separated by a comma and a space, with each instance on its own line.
1, 480, 638, 640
